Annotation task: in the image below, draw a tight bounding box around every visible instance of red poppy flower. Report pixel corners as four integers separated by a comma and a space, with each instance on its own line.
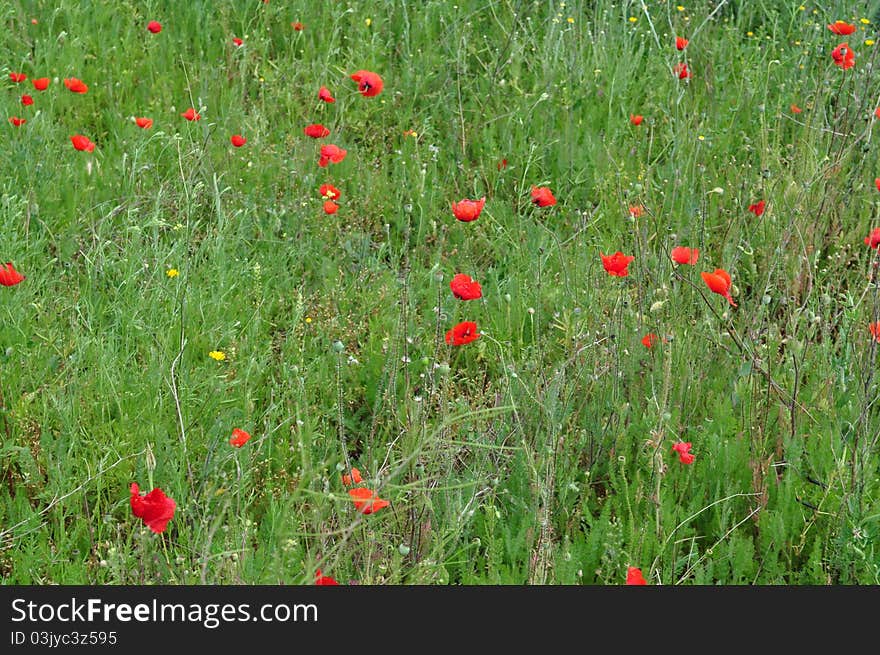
876, 107, 880, 120
672, 441, 695, 465
445, 321, 480, 346
450, 273, 483, 301
315, 569, 339, 585
181, 108, 201, 121
497, 158, 508, 170
130, 483, 176, 533
641, 333, 659, 348
351, 70, 384, 97
63, 77, 88, 93
675, 36, 689, 50
9, 72, 26, 83
9, 117, 26, 127
827, 21, 856, 35
531, 186, 556, 207
32, 77, 49, 91
230, 134, 247, 147
701, 268, 737, 307
320, 184, 341, 199
451, 197, 486, 222
864, 227, 880, 249
671, 246, 699, 265
323, 200, 340, 215
870, 322, 880, 343
147, 20, 162, 33
790, 104, 803, 114
232, 37, 243, 47
831, 42, 855, 70
673, 62, 690, 79
135, 117, 153, 129
348, 487, 390, 514
748, 200, 765, 217
600, 251, 635, 277
292, 22, 304, 31
630, 114, 644, 126
230, 428, 252, 448
317, 144, 347, 167
304, 124, 331, 138
318, 86, 335, 103
70, 135, 95, 152
342, 468, 363, 486
628, 204, 644, 218
875, 178, 880, 193
626, 567, 648, 585
21, 94, 33, 106
0, 262, 25, 286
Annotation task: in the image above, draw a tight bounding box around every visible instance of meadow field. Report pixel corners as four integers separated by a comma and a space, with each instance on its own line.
2, 0, 879, 585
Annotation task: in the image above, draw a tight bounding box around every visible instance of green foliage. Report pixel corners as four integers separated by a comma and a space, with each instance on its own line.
1, 0, 879, 585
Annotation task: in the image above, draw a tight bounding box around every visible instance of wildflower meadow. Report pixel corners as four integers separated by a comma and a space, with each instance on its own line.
2, 1, 880, 586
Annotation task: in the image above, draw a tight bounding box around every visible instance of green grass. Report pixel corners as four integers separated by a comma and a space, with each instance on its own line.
2, 0, 880, 585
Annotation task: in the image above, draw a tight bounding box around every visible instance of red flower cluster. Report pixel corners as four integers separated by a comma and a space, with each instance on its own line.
827, 21, 856, 36
671, 246, 699, 265
672, 441, 695, 465
340, 468, 388, 514
342, 468, 363, 486
531, 186, 556, 207
315, 569, 339, 585
626, 567, 647, 585
318, 86, 335, 103
230, 428, 252, 448
130, 483, 176, 533
452, 197, 486, 222
318, 144, 346, 167
0, 263, 25, 287
601, 251, 635, 277
446, 321, 480, 346
64, 77, 88, 93
831, 42, 854, 70
70, 135, 96, 152
701, 269, 736, 307
450, 274, 482, 300
351, 70, 384, 97
304, 124, 331, 138
348, 487, 390, 514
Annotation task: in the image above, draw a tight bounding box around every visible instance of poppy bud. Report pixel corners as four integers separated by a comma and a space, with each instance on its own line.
332, 340, 345, 353
145, 443, 156, 474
